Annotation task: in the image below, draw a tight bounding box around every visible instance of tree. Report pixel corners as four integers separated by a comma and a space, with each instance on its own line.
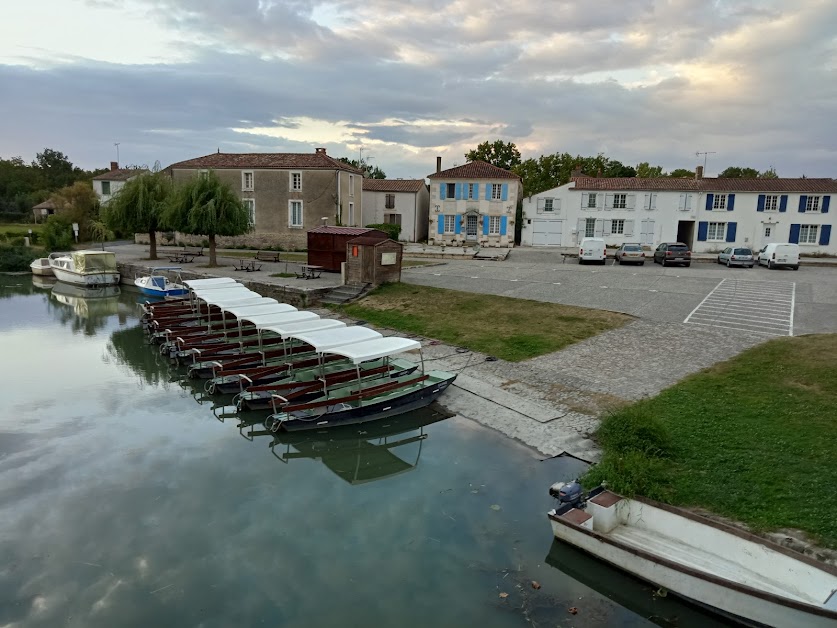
338, 158, 386, 179
88, 220, 114, 250
759, 167, 779, 179
668, 168, 695, 178
719, 166, 761, 178
465, 140, 522, 171
50, 181, 100, 240
165, 171, 250, 267
33, 148, 78, 189
102, 169, 171, 260
635, 162, 664, 178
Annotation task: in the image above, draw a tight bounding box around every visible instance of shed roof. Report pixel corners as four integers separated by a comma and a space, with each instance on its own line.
362, 179, 426, 193
33, 199, 58, 210
348, 236, 399, 246
308, 226, 378, 235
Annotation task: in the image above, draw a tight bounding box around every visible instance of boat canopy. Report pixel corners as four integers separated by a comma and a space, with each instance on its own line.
199, 289, 261, 305
326, 337, 422, 364
241, 311, 320, 329
220, 300, 287, 317
148, 266, 182, 272
261, 318, 346, 337
183, 277, 238, 289
72, 251, 117, 272
287, 326, 382, 352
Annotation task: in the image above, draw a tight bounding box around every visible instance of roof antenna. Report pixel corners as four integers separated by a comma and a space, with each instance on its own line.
217, 147, 220, 154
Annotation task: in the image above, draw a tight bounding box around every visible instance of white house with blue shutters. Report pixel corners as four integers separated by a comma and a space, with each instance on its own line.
427, 160, 522, 247
521, 171, 835, 254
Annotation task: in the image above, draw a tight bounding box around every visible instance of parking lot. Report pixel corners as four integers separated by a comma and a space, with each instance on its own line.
403, 249, 837, 336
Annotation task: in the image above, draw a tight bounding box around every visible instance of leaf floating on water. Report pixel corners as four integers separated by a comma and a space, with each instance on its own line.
471, 490, 479, 494
490, 504, 501, 511
531, 581, 541, 590
498, 592, 509, 599
568, 607, 578, 615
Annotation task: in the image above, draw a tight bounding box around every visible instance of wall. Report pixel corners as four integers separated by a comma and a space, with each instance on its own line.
361, 189, 428, 242
93, 179, 127, 206
428, 179, 521, 247
345, 240, 403, 285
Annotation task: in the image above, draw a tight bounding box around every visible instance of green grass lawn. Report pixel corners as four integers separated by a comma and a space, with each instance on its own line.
0, 223, 43, 236
333, 282, 630, 362
584, 334, 837, 547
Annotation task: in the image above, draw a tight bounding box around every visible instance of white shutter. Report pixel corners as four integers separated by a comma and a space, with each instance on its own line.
652, 193, 658, 210
678, 193, 686, 210
536, 198, 544, 214
604, 193, 613, 210
594, 219, 604, 236
581, 193, 589, 209
602, 219, 612, 235
645, 194, 651, 210
555, 198, 562, 211
576, 218, 586, 234
627, 194, 636, 209
624, 220, 635, 236
686, 194, 693, 210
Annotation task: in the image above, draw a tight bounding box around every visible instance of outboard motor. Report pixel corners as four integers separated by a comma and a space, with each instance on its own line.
549, 480, 585, 508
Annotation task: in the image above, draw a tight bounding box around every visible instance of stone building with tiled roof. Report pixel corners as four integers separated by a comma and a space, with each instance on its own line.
361, 179, 429, 242
92, 162, 148, 205
164, 148, 364, 250
426, 158, 523, 247
521, 167, 835, 254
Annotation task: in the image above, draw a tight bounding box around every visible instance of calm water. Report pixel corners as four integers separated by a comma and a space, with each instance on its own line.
0, 276, 728, 627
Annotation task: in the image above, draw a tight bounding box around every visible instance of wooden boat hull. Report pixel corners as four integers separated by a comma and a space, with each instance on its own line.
548, 494, 837, 628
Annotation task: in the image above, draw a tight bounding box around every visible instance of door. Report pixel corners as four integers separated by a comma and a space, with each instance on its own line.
465, 214, 478, 240
676, 221, 695, 249
762, 224, 777, 248
532, 219, 563, 246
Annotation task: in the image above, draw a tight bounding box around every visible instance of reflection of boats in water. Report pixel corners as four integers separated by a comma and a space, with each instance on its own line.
31, 274, 57, 290
544, 539, 729, 627
243, 405, 453, 485
51, 282, 121, 319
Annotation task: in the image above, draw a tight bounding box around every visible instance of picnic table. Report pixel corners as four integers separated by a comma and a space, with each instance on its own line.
233, 258, 262, 272
167, 246, 204, 263
296, 264, 323, 279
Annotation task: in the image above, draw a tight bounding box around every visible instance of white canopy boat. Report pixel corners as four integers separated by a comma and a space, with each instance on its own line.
30, 252, 64, 276
49, 250, 120, 287
547, 485, 837, 628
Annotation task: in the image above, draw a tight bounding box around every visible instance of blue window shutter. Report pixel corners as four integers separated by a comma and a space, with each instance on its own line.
822, 196, 830, 213
501, 184, 508, 201
473, 183, 479, 200
779, 195, 787, 212
440, 183, 446, 200
454, 215, 461, 234
725, 222, 737, 242
727, 194, 735, 211
500, 216, 508, 235
437, 215, 444, 234
789, 224, 800, 243
705, 194, 714, 210
482, 216, 489, 236
485, 183, 491, 199
454, 183, 460, 200
820, 224, 831, 245
697, 222, 708, 241
757, 194, 765, 212
798, 195, 807, 213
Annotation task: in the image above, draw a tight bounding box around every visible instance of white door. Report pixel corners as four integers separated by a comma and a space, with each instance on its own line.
532, 219, 563, 246
762, 223, 777, 248
640, 219, 656, 245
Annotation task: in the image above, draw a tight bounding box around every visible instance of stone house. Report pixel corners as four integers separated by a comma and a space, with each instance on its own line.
92, 162, 147, 205
361, 178, 429, 242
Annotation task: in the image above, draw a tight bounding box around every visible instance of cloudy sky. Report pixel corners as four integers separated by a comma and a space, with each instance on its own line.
1, 0, 835, 178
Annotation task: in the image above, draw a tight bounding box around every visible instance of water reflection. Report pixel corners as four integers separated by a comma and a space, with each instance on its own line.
106, 324, 176, 388
48, 282, 128, 335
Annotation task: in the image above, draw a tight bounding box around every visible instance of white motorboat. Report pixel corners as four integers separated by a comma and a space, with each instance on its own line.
29, 252, 64, 276
547, 484, 837, 627
134, 266, 189, 298
49, 250, 120, 287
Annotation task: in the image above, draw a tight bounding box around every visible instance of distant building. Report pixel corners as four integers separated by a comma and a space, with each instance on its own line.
32, 199, 58, 222
92, 162, 147, 205
361, 179, 429, 242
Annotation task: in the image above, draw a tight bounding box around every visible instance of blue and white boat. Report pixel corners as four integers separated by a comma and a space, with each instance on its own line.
134, 267, 189, 298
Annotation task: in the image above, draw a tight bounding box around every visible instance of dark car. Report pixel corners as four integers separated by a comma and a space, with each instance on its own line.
653, 242, 691, 267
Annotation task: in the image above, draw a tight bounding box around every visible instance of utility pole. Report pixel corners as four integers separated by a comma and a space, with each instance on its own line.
114, 142, 121, 166
695, 150, 716, 174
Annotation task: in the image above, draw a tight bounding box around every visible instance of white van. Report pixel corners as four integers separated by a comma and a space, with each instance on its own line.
757, 243, 800, 270
579, 238, 607, 265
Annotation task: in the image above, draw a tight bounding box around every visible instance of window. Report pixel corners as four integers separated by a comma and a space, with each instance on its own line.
806, 196, 821, 212
764, 226, 772, 237
385, 194, 395, 209
242, 171, 254, 191
243, 199, 255, 226
443, 215, 456, 233
349, 175, 354, 196
612, 219, 625, 235
199, 170, 209, 179
446, 183, 456, 198
713, 194, 727, 210
587, 193, 597, 209
491, 184, 502, 200
613, 193, 626, 209
585, 218, 596, 237
289, 200, 303, 227
385, 213, 401, 226
764, 195, 778, 211
101, 181, 111, 195
488, 216, 501, 235
544, 198, 553, 212
290, 172, 301, 191
467, 183, 477, 200
707, 221, 726, 241
799, 224, 819, 244
349, 202, 355, 225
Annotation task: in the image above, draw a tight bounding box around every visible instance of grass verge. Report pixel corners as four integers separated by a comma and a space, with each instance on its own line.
333, 282, 630, 362
583, 334, 837, 548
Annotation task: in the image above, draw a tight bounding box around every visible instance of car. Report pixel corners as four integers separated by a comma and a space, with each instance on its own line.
578, 237, 607, 265
653, 242, 691, 267
615, 243, 646, 265
757, 243, 800, 270
717, 246, 754, 268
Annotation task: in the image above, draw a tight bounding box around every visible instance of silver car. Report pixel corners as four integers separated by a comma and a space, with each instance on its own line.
615, 243, 646, 265
717, 246, 754, 268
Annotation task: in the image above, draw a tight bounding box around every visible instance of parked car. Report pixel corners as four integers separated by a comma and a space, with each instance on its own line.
615, 243, 646, 265
717, 247, 754, 268
579, 237, 607, 264
653, 242, 691, 267
757, 243, 800, 270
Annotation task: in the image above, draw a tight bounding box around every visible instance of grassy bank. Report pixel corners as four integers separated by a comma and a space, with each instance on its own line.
584, 334, 837, 548
0, 244, 40, 271
333, 283, 630, 361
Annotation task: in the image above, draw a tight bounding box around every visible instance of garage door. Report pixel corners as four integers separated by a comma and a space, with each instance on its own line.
532, 219, 563, 246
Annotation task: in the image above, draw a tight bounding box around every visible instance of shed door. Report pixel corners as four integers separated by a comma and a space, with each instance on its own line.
531, 219, 563, 246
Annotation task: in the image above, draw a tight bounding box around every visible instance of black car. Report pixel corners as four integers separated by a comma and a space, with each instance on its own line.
653, 242, 691, 267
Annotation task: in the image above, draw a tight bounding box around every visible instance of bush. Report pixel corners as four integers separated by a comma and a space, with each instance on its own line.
595, 405, 672, 458
42, 216, 74, 252
582, 450, 672, 500
366, 223, 401, 240
0, 244, 40, 272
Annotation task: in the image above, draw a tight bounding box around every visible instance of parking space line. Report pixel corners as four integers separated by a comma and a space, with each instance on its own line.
684, 278, 795, 336
684, 278, 727, 324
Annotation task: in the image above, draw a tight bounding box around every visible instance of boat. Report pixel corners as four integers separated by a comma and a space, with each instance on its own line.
547, 483, 837, 627
30, 252, 64, 276
49, 250, 120, 287
134, 267, 189, 298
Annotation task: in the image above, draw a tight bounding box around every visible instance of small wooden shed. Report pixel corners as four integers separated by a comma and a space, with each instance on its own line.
307, 226, 388, 272
345, 237, 403, 286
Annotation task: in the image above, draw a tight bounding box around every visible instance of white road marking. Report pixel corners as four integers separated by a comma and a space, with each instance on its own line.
684, 278, 795, 336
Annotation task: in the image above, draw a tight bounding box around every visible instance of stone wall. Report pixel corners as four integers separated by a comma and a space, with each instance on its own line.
135, 231, 308, 251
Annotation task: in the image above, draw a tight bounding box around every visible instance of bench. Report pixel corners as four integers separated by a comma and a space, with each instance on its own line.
234, 258, 262, 272
295, 264, 323, 280
168, 246, 204, 263
255, 250, 282, 262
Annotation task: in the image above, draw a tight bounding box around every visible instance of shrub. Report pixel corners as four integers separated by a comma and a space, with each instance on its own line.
42, 216, 74, 252
366, 223, 401, 240
582, 450, 672, 500
595, 405, 672, 458
0, 244, 40, 272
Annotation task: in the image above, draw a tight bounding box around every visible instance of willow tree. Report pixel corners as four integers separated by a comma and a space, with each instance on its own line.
101, 169, 171, 259
165, 171, 250, 267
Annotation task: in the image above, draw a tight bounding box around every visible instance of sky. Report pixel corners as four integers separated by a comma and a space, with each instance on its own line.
0, 0, 835, 179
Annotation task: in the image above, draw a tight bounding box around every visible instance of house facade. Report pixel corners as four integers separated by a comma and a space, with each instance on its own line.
92, 162, 146, 205
361, 178, 429, 242
427, 160, 522, 247
521, 170, 836, 254
165, 148, 364, 250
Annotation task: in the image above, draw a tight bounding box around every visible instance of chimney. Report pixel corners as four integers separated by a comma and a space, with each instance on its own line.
436, 156, 442, 173
315, 147, 327, 154
321, 217, 329, 226
695, 165, 704, 180
110, 161, 118, 171
571, 164, 583, 177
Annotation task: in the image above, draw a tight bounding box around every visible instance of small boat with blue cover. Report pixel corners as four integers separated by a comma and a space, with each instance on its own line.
135, 267, 189, 298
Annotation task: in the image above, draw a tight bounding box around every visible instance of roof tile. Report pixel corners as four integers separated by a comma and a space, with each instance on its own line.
167, 152, 364, 174
93, 168, 148, 182
571, 176, 837, 193
362, 179, 426, 193
428, 160, 521, 180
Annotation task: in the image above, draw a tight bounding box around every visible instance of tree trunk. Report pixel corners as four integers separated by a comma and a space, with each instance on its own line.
209, 234, 217, 267
148, 230, 158, 260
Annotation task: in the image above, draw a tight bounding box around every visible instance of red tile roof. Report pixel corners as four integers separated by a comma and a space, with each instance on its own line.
572, 176, 837, 193
428, 160, 521, 180
167, 151, 364, 174
362, 179, 426, 193
92, 168, 148, 181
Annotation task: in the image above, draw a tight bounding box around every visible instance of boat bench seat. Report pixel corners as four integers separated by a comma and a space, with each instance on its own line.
608, 525, 816, 605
